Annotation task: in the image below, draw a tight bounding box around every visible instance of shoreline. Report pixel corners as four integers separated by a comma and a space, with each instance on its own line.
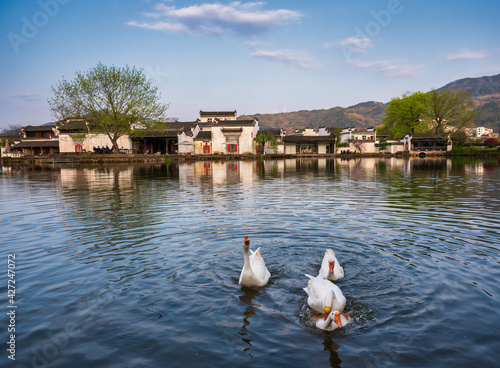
1, 150, 499, 167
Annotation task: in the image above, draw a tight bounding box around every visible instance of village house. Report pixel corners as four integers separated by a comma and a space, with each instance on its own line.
283, 126, 336, 154
57, 119, 132, 153
3, 106, 470, 158
401, 133, 451, 153
10, 124, 59, 156
191, 111, 259, 155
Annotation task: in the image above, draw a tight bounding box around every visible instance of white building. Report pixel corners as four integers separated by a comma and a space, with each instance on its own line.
57, 119, 132, 153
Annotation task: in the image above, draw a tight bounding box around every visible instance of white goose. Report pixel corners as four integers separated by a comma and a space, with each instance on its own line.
303, 273, 346, 314
315, 310, 351, 331
239, 236, 271, 287
318, 249, 344, 281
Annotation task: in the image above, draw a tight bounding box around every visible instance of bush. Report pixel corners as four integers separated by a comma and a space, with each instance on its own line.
484, 138, 499, 147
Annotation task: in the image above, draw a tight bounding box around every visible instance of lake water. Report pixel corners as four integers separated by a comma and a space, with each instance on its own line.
1, 157, 500, 368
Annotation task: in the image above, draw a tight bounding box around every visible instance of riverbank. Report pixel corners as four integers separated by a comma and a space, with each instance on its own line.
1, 150, 499, 166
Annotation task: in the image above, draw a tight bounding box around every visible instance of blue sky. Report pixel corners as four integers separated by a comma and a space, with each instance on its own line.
1, 0, 499, 129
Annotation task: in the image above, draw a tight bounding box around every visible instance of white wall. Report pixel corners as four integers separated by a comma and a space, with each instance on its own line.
59, 133, 132, 153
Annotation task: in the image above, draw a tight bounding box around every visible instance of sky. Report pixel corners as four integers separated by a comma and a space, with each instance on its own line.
1, 0, 499, 129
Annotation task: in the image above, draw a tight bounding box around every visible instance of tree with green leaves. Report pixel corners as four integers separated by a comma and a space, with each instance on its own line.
383, 91, 429, 138
48, 63, 169, 152
255, 132, 270, 154
378, 138, 389, 152
427, 89, 476, 134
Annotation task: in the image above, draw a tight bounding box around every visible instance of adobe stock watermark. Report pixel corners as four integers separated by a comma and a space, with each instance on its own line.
7, 0, 70, 54
144, 64, 169, 86
341, 0, 411, 62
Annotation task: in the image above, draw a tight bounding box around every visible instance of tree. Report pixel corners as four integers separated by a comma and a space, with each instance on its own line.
427, 89, 476, 135
378, 138, 389, 152
383, 91, 429, 138
48, 63, 169, 152
255, 132, 270, 154
483, 137, 499, 147
450, 129, 469, 147
0, 124, 23, 137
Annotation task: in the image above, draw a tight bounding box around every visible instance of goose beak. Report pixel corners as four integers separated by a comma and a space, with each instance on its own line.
329, 260, 334, 273
324, 307, 331, 321
334, 312, 342, 327
244, 235, 250, 246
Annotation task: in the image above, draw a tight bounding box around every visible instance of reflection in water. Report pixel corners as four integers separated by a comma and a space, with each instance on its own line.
323, 336, 342, 367
1, 157, 499, 368
237, 287, 266, 357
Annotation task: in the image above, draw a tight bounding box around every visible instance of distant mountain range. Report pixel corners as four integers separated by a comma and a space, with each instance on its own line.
240, 73, 500, 132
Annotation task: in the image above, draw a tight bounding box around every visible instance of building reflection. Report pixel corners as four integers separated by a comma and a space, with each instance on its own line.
60, 167, 133, 190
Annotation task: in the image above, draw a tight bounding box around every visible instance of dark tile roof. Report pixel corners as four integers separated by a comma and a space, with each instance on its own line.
217, 120, 256, 126
221, 127, 243, 132
57, 120, 88, 131
23, 125, 55, 132
194, 131, 212, 140
257, 129, 281, 137
283, 135, 336, 143
168, 121, 199, 132
200, 110, 236, 117
12, 140, 59, 148
412, 134, 446, 140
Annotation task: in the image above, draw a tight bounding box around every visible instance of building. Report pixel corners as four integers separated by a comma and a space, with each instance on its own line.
401, 133, 451, 152
256, 129, 285, 154
57, 119, 132, 153
283, 127, 336, 154
473, 127, 495, 138
193, 111, 259, 155
10, 124, 59, 156
340, 127, 377, 143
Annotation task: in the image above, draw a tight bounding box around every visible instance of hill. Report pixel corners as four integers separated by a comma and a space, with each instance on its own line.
240, 73, 500, 132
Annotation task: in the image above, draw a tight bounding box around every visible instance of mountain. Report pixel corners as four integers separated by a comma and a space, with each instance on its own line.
239, 73, 500, 132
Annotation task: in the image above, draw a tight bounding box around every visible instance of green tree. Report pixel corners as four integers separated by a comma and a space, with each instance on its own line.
383, 91, 429, 138
48, 63, 169, 152
255, 132, 270, 154
427, 89, 476, 134
270, 136, 278, 153
450, 128, 469, 147
378, 138, 389, 152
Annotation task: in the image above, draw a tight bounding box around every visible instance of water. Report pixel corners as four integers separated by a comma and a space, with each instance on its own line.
1, 157, 499, 368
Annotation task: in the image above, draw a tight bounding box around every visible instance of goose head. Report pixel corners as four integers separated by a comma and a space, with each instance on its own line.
316, 309, 345, 331
329, 260, 335, 274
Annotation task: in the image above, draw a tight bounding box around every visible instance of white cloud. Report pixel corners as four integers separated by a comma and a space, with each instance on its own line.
245, 39, 270, 47
350, 60, 424, 77
446, 50, 486, 60
128, 2, 302, 36
127, 20, 188, 33
8, 92, 40, 101
251, 49, 320, 69
325, 37, 372, 53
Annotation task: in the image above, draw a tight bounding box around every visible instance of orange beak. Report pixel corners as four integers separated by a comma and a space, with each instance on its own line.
329, 260, 334, 273
324, 307, 331, 321
334, 312, 342, 327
